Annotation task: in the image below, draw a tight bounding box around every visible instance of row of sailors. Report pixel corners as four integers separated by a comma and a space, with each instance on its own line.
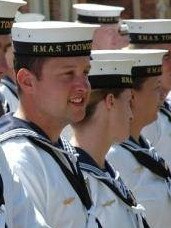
0, 0, 171, 227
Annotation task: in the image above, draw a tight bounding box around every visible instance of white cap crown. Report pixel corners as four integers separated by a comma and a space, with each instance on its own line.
123, 19, 171, 44
0, 0, 26, 18
12, 21, 99, 57
15, 12, 45, 22
73, 3, 124, 24
91, 49, 168, 77
89, 59, 134, 89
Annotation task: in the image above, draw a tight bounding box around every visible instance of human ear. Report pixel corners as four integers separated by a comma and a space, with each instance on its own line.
105, 93, 115, 109
17, 68, 35, 94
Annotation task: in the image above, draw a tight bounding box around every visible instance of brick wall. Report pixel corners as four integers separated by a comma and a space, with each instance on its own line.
86, 0, 157, 19
49, 0, 61, 20
141, 0, 157, 18
87, 0, 133, 19
23, 0, 160, 21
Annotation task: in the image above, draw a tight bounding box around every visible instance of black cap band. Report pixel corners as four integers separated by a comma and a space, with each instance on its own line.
132, 65, 162, 77
13, 40, 92, 57
0, 18, 14, 34
130, 33, 171, 44
78, 14, 119, 24
89, 74, 134, 89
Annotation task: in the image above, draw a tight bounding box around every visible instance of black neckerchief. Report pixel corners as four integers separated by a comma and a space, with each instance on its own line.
75, 146, 137, 208
121, 136, 171, 180
58, 142, 150, 228
0, 113, 94, 213
160, 100, 171, 122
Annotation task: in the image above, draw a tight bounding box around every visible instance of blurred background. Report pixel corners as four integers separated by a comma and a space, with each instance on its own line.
19, 0, 171, 21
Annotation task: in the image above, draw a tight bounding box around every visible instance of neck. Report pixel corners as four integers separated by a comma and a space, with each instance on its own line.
71, 118, 113, 169
15, 103, 64, 144
130, 120, 142, 143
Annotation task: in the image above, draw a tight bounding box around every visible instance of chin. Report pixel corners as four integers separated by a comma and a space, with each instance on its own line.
71, 112, 85, 123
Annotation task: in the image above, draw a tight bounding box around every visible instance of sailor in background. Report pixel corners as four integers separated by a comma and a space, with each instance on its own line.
0, 11, 45, 115
73, 3, 129, 50
66, 58, 150, 227
0, 0, 22, 116
92, 49, 171, 228
121, 19, 171, 168
0, 0, 48, 227
62, 3, 129, 140
0, 21, 102, 227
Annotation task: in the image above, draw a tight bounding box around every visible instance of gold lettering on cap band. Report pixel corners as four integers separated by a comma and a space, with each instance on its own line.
132, 65, 162, 77
147, 66, 162, 75
33, 44, 62, 54
66, 42, 92, 52
130, 33, 171, 44
121, 76, 133, 84
0, 18, 14, 34
78, 15, 119, 24
0, 20, 13, 29
13, 40, 92, 57
89, 74, 134, 89
98, 17, 118, 23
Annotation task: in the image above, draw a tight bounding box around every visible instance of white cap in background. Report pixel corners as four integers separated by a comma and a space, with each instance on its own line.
89, 59, 134, 89
73, 3, 124, 24
91, 49, 168, 77
0, 0, 26, 34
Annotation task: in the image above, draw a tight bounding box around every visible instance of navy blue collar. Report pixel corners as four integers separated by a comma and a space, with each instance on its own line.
76, 147, 116, 178
0, 113, 63, 147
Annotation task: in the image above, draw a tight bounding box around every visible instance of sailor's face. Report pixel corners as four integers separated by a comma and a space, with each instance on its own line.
92, 24, 129, 50
112, 89, 133, 143
131, 76, 161, 127
0, 35, 11, 78
147, 43, 171, 100
32, 56, 91, 125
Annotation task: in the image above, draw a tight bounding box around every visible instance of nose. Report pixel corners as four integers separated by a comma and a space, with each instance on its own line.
75, 74, 91, 93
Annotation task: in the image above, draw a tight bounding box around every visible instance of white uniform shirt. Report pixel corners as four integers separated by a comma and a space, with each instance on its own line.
0, 77, 18, 113
107, 139, 171, 228
142, 103, 171, 168
0, 145, 43, 228
72, 147, 147, 228
2, 139, 89, 228
0, 114, 99, 228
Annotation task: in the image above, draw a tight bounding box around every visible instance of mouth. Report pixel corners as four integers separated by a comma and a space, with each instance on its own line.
69, 96, 85, 106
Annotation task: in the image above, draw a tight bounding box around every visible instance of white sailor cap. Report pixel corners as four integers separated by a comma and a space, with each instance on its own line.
89, 59, 134, 89
73, 3, 124, 24
12, 21, 99, 57
123, 19, 171, 44
15, 12, 45, 22
91, 49, 168, 77
0, 0, 26, 34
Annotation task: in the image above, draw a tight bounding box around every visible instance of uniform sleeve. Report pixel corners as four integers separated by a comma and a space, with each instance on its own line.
2, 139, 52, 227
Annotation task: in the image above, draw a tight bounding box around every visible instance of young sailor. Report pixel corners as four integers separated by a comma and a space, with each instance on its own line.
65, 58, 150, 227
121, 19, 171, 168
0, 21, 100, 227
92, 49, 171, 228
0, 1, 46, 227
62, 3, 129, 140
73, 3, 129, 50
0, 10, 45, 114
